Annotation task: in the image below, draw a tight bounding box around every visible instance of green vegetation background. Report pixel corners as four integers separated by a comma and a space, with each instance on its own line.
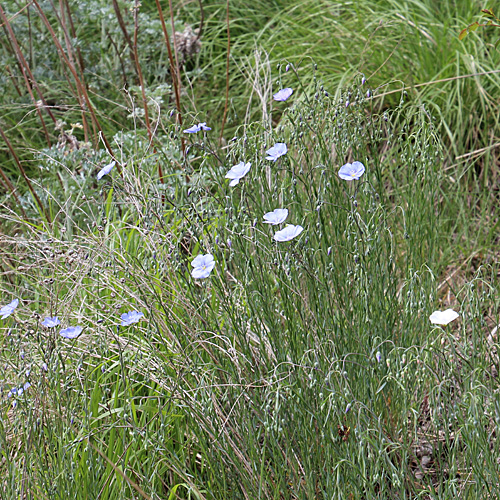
0, 0, 499, 498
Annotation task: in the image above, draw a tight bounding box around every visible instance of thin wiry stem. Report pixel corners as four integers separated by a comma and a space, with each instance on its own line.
133, 0, 153, 144
60, 0, 89, 141
219, 0, 230, 143
0, 125, 49, 222
154, 0, 185, 157
0, 3, 54, 146
0, 165, 26, 218
111, 0, 136, 74
50, 0, 90, 143
31, 0, 119, 171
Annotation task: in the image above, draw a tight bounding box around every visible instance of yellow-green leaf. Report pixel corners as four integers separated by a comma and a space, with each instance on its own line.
458, 28, 468, 40
468, 21, 480, 32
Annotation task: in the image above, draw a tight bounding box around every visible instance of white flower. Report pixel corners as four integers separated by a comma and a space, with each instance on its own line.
273, 225, 304, 242
265, 143, 287, 162
263, 208, 288, 225
225, 162, 251, 186
429, 309, 459, 326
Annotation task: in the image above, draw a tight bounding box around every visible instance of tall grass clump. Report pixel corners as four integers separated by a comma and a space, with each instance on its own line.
1, 0, 499, 498
2, 62, 499, 499
2, 0, 498, 266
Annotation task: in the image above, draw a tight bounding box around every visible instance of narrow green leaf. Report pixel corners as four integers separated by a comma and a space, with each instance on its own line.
458, 28, 469, 40
468, 21, 480, 33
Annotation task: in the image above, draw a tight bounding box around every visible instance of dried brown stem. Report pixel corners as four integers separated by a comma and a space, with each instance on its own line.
132, 1, 162, 181
111, 0, 136, 75
154, 0, 185, 156
59, 0, 89, 142
133, 0, 152, 142
0, 3, 53, 146
31, 0, 118, 170
52, 0, 90, 143
195, 0, 204, 41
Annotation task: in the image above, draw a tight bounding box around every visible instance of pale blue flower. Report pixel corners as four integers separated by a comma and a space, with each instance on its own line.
273, 224, 304, 242
191, 254, 215, 279
184, 124, 201, 133
120, 310, 144, 326
23, 382, 31, 391
59, 326, 83, 339
41, 362, 48, 372
265, 143, 287, 162
273, 88, 293, 101
0, 299, 19, 319
225, 161, 251, 186
42, 316, 60, 328
263, 208, 288, 225
97, 161, 115, 180
338, 161, 365, 181
183, 122, 211, 133
376, 351, 382, 363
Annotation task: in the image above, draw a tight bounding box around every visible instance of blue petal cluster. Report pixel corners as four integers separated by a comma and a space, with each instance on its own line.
0, 299, 18, 319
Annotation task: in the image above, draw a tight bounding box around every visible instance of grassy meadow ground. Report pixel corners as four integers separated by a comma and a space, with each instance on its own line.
0, 0, 499, 498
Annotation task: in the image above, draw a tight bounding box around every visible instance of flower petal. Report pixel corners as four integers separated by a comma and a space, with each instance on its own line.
184, 124, 201, 133
273, 224, 304, 242
273, 88, 293, 101
59, 326, 83, 339
191, 254, 214, 268
338, 161, 365, 181
265, 143, 287, 162
263, 208, 288, 225
120, 311, 144, 326
429, 309, 459, 326
97, 161, 115, 180
191, 254, 215, 279
0, 299, 19, 319
42, 316, 61, 328
225, 162, 251, 184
